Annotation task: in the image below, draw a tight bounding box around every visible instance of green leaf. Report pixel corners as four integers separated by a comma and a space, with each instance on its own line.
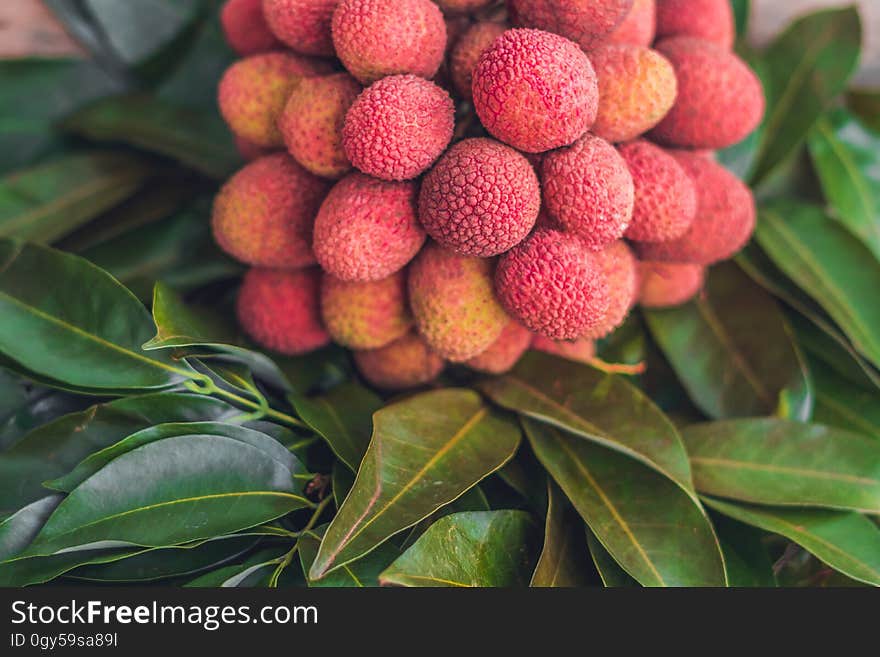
0, 547, 147, 587
299, 527, 401, 588
309, 389, 521, 579
62, 94, 239, 179
0, 393, 237, 515
0, 240, 194, 391
586, 528, 638, 587
480, 351, 696, 495
0, 59, 123, 174
185, 547, 290, 587
0, 496, 62, 561
524, 419, 726, 587
23, 433, 310, 556
848, 89, 880, 134
732, 0, 750, 38
290, 382, 383, 472
46, 421, 306, 493
645, 262, 812, 420
808, 109, 880, 260
756, 201, 880, 369
332, 461, 354, 509
530, 482, 592, 587
704, 497, 880, 587
811, 363, 880, 439
682, 419, 880, 513
749, 7, 862, 185
68, 535, 261, 582
379, 511, 539, 587
712, 514, 776, 587
0, 152, 151, 244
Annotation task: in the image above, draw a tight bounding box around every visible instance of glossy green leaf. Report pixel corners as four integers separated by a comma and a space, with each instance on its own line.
0, 393, 237, 515
47, 421, 306, 493
291, 382, 383, 472
0, 376, 90, 451
23, 433, 310, 556
750, 7, 862, 185
0, 152, 151, 244
379, 511, 539, 588
0, 547, 147, 587
811, 363, 880, 439
0, 240, 194, 391
586, 528, 638, 587
712, 515, 776, 587
682, 419, 880, 513
0, 59, 123, 174
185, 547, 290, 588
310, 389, 521, 579
530, 482, 592, 587
299, 527, 401, 588
704, 497, 880, 587
332, 461, 355, 509
0, 496, 62, 561
524, 419, 726, 587
645, 262, 812, 420
808, 109, 880, 259
756, 201, 880, 369
62, 94, 239, 179
480, 351, 695, 495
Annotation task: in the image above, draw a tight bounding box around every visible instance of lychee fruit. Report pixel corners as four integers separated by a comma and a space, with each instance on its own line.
354, 331, 445, 390
218, 52, 332, 148
604, 0, 656, 47
450, 21, 507, 101
619, 139, 697, 243
320, 270, 412, 350
312, 172, 426, 281
639, 261, 705, 308
584, 241, 639, 339
435, 0, 495, 13
589, 44, 677, 144
419, 138, 541, 258
409, 243, 510, 362
656, 0, 735, 50
635, 151, 756, 264
213, 153, 330, 268
532, 335, 597, 364
508, 0, 634, 50
331, 0, 447, 85
650, 37, 764, 150
471, 28, 599, 153
541, 134, 634, 250
343, 74, 455, 181
495, 229, 611, 340
466, 320, 533, 374
280, 73, 362, 179
237, 267, 330, 355
221, 0, 282, 56
263, 0, 338, 57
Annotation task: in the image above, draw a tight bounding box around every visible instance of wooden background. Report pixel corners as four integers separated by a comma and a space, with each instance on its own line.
0, 0, 877, 84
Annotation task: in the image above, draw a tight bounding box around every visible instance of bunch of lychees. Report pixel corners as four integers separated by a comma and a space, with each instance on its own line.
214, 0, 764, 389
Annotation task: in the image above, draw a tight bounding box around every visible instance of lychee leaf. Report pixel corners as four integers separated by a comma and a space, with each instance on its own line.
530, 481, 593, 588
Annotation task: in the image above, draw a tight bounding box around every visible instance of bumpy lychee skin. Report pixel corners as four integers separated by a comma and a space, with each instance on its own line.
332, 0, 447, 85
656, 0, 734, 50
221, 0, 282, 55
280, 73, 362, 179
466, 320, 533, 374
472, 29, 599, 153
409, 243, 510, 362
509, 0, 633, 50
419, 138, 541, 258
620, 140, 696, 243
584, 241, 639, 339
650, 37, 765, 150
237, 267, 330, 355
639, 261, 705, 308
354, 331, 445, 390
605, 0, 656, 47
590, 45, 677, 144
532, 335, 596, 364
263, 0, 337, 56
312, 173, 426, 281
635, 151, 756, 264
541, 134, 634, 250
435, 0, 495, 13
320, 270, 412, 350
343, 75, 455, 181
496, 229, 611, 340
213, 153, 330, 268
218, 53, 332, 148
450, 21, 507, 101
